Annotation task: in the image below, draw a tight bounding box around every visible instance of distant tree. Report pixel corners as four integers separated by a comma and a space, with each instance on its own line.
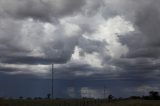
129, 96, 141, 99
142, 96, 150, 100
149, 91, 159, 100
19, 96, 23, 99
47, 93, 51, 99
108, 94, 114, 102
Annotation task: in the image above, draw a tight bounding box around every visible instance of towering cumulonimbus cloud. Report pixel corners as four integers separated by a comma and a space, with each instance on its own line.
116, 0, 160, 80
0, 0, 159, 82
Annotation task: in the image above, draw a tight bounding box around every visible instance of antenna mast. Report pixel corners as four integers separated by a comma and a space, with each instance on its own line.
51, 64, 54, 99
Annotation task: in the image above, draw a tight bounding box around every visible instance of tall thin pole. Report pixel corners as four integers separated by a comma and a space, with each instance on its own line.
51, 64, 54, 99
104, 85, 106, 99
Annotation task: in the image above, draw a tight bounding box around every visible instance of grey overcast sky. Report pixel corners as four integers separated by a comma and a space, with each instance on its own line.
0, 0, 160, 98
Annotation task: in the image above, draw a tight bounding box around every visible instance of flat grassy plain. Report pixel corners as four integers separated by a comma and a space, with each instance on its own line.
0, 99, 160, 106
102, 100, 160, 106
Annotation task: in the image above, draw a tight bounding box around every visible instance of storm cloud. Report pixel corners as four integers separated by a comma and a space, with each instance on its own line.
0, 0, 86, 22
0, 0, 160, 98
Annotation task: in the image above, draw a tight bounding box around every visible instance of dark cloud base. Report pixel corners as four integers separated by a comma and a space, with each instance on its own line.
0, 73, 158, 98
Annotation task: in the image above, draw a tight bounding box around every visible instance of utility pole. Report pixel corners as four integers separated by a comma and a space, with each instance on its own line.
103, 85, 106, 99
51, 64, 54, 99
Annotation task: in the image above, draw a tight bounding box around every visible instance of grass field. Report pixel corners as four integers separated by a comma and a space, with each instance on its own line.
0, 99, 160, 106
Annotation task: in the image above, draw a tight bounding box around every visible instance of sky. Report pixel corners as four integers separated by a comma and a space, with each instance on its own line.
0, 0, 160, 98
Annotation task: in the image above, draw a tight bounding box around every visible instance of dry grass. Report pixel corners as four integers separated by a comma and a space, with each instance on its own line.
0, 99, 160, 106
101, 100, 160, 106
